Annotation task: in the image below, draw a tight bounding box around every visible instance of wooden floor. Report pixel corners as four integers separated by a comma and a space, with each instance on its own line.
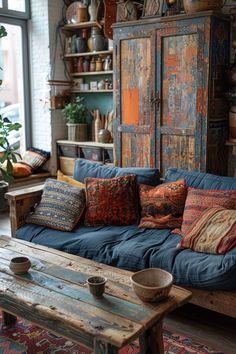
0, 210, 236, 353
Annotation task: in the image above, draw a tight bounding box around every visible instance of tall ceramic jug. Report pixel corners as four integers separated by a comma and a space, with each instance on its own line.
88, 0, 98, 21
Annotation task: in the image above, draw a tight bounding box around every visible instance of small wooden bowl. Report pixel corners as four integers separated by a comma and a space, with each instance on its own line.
87, 276, 107, 298
130, 268, 173, 303
9, 257, 31, 274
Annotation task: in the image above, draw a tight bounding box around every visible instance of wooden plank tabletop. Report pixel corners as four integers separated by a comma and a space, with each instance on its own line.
0, 235, 191, 349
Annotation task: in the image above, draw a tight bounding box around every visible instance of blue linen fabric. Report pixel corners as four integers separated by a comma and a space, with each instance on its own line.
16, 223, 236, 290
73, 159, 160, 186
165, 168, 236, 190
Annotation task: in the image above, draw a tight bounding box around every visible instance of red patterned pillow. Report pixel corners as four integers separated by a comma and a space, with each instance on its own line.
179, 188, 236, 237
84, 175, 138, 226
138, 179, 187, 229
178, 207, 236, 254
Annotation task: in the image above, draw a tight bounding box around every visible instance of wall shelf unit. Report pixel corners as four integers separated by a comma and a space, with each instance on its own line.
70, 70, 113, 77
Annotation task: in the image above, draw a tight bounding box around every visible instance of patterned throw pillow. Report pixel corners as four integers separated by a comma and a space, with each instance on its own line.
26, 179, 85, 231
178, 207, 236, 254
84, 175, 138, 226
179, 188, 236, 237
57, 170, 85, 188
11, 163, 32, 177
138, 179, 187, 229
22, 147, 50, 171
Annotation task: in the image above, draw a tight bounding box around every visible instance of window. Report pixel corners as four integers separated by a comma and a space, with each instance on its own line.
0, 0, 31, 153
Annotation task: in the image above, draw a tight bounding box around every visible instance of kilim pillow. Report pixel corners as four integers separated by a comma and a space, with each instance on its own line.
84, 175, 139, 226
26, 179, 85, 231
178, 207, 236, 254
22, 147, 50, 171
138, 179, 187, 229
179, 188, 236, 237
57, 170, 85, 188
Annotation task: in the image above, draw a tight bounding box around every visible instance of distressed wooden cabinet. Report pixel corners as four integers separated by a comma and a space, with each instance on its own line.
113, 12, 230, 176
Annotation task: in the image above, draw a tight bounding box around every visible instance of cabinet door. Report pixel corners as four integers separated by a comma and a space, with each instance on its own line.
114, 32, 156, 167
156, 22, 209, 175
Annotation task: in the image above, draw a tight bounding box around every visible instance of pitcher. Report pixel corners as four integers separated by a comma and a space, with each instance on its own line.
103, 55, 112, 71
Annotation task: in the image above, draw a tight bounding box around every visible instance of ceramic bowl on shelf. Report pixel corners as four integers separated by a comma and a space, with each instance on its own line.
9, 256, 31, 274
130, 268, 173, 303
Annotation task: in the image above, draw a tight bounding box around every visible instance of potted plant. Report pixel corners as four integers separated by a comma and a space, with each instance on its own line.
62, 96, 88, 141
0, 25, 22, 210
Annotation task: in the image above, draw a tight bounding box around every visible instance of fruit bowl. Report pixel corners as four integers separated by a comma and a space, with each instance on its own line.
130, 268, 173, 303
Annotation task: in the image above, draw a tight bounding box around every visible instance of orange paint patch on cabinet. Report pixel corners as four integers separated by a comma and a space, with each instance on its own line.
122, 88, 139, 125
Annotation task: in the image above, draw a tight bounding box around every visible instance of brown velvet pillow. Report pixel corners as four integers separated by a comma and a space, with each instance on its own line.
84, 175, 139, 226
138, 179, 187, 229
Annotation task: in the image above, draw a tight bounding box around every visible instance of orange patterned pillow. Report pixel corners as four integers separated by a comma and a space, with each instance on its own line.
138, 179, 187, 229
11, 163, 32, 177
84, 175, 139, 226
179, 188, 236, 237
178, 207, 236, 254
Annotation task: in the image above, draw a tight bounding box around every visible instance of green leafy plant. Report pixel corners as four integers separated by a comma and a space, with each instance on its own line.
62, 96, 88, 124
0, 25, 22, 184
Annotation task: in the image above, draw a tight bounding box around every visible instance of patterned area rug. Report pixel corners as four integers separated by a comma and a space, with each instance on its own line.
0, 316, 225, 354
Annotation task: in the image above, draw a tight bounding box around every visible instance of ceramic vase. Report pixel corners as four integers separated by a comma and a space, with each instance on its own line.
88, 0, 98, 21
88, 27, 105, 52
183, 0, 224, 14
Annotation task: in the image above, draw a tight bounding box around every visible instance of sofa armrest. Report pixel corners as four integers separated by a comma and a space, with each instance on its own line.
5, 184, 44, 237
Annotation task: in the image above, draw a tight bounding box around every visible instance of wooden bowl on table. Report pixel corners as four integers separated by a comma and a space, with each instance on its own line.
130, 268, 173, 303
9, 257, 31, 274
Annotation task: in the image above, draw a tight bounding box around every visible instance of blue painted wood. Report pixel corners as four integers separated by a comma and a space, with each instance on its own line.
0, 254, 151, 323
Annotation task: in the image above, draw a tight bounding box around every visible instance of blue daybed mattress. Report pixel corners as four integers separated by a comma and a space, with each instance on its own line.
16, 223, 236, 291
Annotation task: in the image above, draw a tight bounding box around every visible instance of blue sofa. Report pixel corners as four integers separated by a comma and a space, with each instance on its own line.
7, 160, 236, 319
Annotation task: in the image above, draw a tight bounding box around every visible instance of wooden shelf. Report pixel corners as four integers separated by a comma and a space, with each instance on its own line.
70, 71, 113, 76
62, 21, 104, 31
70, 89, 113, 93
64, 50, 113, 58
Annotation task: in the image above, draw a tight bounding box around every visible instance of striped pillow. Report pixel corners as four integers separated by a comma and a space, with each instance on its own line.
180, 188, 236, 237
26, 179, 85, 231
179, 207, 236, 254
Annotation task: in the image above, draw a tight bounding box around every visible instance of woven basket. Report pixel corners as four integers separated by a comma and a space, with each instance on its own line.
183, 0, 224, 14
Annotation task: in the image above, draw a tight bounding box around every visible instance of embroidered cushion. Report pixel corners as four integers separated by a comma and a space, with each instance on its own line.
84, 175, 139, 226
22, 147, 50, 171
11, 162, 32, 177
179, 188, 236, 236
57, 170, 85, 188
26, 179, 85, 231
138, 179, 187, 229
178, 207, 236, 254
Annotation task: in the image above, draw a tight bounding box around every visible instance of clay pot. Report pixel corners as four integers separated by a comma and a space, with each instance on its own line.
87, 276, 107, 298
183, 0, 224, 14
9, 257, 31, 274
98, 129, 111, 143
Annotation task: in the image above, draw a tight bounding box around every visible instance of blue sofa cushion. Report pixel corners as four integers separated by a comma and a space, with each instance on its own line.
16, 223, 236, 290
165, 168, 236, 190
73, 159, 160, 186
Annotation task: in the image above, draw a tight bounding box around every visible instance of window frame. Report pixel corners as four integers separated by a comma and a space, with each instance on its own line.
0, 0, 30, 19
0, 14, 32, 148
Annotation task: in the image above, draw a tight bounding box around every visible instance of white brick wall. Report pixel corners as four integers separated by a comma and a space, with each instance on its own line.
30, 0, 67, 174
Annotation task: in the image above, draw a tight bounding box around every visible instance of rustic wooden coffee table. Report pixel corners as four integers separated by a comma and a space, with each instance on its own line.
0, 235, 191, 354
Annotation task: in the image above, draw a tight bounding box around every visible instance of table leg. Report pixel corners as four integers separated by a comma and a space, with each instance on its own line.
94, 338, 119, 354
2, 311, 17, 326
139, 320, 164, 354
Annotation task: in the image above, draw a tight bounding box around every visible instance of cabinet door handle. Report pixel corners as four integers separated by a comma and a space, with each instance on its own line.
150, 91, 161, 110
